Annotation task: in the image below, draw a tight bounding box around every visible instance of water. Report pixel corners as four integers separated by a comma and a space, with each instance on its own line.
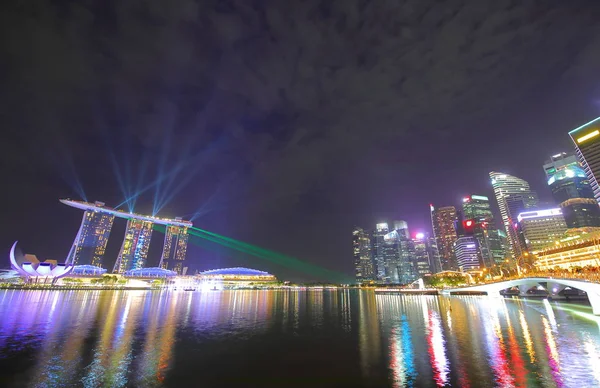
0, 290, 599, 387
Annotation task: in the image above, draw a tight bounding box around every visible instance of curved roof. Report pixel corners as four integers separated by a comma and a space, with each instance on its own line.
71, 265, 107, 276
123, 267, 177, 278
548, 166, 587, 185
200, 267, 272, 276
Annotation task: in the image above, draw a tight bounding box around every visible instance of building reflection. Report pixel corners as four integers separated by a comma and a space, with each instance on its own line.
357, 290, 381, 379
5, 289, 600, 386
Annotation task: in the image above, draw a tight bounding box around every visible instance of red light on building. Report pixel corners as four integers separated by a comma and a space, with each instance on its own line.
462, 219, 476, 235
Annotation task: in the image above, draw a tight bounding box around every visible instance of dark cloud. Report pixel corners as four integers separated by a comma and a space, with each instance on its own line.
1, 0, 600, 280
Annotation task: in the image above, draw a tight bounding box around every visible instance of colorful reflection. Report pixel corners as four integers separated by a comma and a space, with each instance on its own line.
2, 290, 600, 386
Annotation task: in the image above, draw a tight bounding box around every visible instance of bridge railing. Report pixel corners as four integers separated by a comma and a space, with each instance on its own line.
429, 269, 600, 290
474, 270, 600, 286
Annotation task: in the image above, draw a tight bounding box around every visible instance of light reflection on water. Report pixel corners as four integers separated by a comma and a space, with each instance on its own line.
1, 290, 600, 387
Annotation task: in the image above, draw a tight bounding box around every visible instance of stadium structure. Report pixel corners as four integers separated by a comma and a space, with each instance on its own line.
60, 199, 192, 275
197, 267, 278, 289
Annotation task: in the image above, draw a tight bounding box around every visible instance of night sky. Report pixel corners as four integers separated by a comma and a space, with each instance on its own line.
2, 1, 600, 281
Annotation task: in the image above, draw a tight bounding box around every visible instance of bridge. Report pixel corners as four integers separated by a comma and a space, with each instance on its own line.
440, 277, 600, 315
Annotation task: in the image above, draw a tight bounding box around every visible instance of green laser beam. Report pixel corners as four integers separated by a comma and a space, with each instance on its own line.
153, 224, 348, 282
189, 227, 345, 281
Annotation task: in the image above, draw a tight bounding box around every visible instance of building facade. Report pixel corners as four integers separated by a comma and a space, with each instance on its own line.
412, 234, 440, 276
547, 164, 600, 228
490, 172, 538, 261
353, 227, 375, 283
159, 224, 190, 275
430, 205, 458, 271
371, 223, 390, 282
113, 219, 154, 273
568, 117, 600, 203
62, 199, 192, 274
560, 198, 600, 229
536, 228, 600, 270
482, 228, 508, 267
390, 221, 417, 284
543, 152, 579, 179
517, 208, 567, 254
462, 194, 499, 267
453, 236, 480, 271
66, 202, 115, 267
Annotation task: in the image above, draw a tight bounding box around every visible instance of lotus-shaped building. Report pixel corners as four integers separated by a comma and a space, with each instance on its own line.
9, 241, 74, 283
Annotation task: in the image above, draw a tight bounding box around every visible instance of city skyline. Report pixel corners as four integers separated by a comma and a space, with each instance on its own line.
2, 1, 600, 282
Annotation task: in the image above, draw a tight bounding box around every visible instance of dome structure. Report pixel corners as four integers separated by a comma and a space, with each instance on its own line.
71, 265, 107, 276
123, 267, 177, 278
200, 267, 272, 276
198, 267, 277, 284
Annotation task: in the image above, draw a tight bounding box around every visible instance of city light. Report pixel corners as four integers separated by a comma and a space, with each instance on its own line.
577, 130, 600, 144
568, 116, 600, 134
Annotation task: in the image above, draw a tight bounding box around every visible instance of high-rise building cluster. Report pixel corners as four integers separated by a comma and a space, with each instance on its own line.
353, 117, 600, 283
353, 221, 441, 284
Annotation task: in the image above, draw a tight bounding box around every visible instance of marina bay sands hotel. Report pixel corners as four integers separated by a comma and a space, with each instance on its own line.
60, 199, 192, 274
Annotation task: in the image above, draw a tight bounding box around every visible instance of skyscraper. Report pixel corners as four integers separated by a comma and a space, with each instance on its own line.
430, 205, 458, 270
490, 172, 538, 261
543, 152, 579, 179
427, 236, 443, 274
66, 202, 115, 267
353, 227, 375, 283
517, 208, 567, 254
484, 229, 508, 266
159, 224, 190, 275
462, 194, 504, 268
568, 117, 600, 203
390, 221, 417, 284
547, 164, 600, 228
453, 236, 480, 271
113, 219, 154, 273
560, 198, 600, 229
371, 223, 390, 282
412, 233, 440, 276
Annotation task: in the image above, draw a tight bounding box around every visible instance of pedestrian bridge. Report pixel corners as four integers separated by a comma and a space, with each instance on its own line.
440, 277, 600, 315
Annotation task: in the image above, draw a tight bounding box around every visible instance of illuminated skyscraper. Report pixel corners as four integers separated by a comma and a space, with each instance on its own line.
517, 209, 567, 254
490, 172, 538, 260
113, 219, 154, 273
462, 194, 500, 267
159, 224, 190, 275
462, 195, 494, 222
371, 223, 390, 282
568, 117, 600, 203
430, 205, 458, 270
485, 229, 507, 266
547, 164, 600, 228
174, 228, 189, 275
453, 236, 480, 271
412, 233, 439, 276
427, 236, 443, 274
543, 152, 579, 179
353, 227, 375, 282
65, 201, 115, 267
61, 199, 192, 274
387, 220, 417, 284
